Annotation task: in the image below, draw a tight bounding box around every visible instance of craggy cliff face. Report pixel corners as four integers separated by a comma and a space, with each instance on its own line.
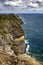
0, 14, 24, 39
0, 14, 41, 65
0, 14, 26, 53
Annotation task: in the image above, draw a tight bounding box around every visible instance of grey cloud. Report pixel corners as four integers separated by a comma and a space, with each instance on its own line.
0, 0, 43, 13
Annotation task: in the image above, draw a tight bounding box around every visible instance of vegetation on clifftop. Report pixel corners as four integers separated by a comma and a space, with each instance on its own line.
0, 14, 24, 38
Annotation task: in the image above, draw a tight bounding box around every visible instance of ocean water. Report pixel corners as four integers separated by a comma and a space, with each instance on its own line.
19, 14, 43, 62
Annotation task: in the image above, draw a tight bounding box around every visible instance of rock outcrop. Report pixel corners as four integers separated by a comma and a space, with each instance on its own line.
0, 14, 41, 65
0, 14, 26, 54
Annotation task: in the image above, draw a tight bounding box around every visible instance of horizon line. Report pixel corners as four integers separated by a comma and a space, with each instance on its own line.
0, 12, 43, 14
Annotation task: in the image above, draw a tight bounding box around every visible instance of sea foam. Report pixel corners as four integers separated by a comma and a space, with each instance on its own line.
25, 39, 29, 44
25, 40, 30, 54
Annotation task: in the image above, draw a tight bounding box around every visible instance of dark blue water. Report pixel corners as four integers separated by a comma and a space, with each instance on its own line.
19, 14, 43, 61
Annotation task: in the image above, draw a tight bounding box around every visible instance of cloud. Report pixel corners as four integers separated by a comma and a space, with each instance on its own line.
27, 2, 39, 8
3, 0, 22, 6
0, 0, 43, 13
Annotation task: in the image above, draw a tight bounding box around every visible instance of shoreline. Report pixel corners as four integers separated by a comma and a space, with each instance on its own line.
14, 35, 41, 65
0, 14, 42, 65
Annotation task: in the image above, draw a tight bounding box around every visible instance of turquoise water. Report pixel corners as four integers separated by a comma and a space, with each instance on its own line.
19, 14, 43, 61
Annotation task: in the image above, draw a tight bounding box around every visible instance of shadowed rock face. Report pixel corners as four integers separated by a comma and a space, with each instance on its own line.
18, 41, 27, 54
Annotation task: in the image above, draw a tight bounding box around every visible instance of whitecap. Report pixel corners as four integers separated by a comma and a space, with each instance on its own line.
25, 40, 30, 54
26, 45, 30, 54
24, 22, 27, 24
24, 39, 29, 44
24, 39, 30, 54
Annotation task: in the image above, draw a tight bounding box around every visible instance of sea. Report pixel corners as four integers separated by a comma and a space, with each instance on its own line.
19, 14, 43, 62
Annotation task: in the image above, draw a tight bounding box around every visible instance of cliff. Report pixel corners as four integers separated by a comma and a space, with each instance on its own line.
0, 14, 41, 65
0, 14, 26, 53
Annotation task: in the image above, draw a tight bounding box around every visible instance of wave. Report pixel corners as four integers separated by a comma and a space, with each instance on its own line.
24, 39, 30, 54
26, 45, 30, 53
24, 22, 26, 24
24, 39, 29, 44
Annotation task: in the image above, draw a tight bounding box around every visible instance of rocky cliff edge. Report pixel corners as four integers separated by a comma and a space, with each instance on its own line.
0, 14, 41, 65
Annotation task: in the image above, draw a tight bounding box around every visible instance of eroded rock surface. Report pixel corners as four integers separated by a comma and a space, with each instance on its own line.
0, 14, 41, 65
0, 14, 26, 54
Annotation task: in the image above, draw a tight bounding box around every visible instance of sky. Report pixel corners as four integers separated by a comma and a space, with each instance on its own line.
0, 0, 43, 13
